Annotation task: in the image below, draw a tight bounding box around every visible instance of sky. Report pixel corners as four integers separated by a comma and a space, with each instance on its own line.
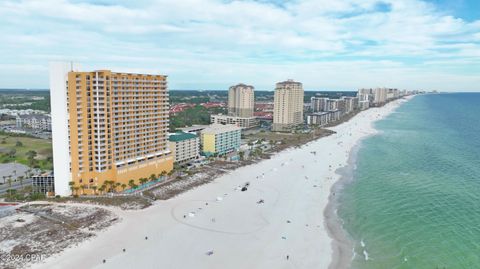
0, 0, 479, 91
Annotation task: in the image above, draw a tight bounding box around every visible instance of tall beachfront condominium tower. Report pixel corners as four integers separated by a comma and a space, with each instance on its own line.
228, 83, 254, 118
50, 63, 173, 196
272, 80, 304, 132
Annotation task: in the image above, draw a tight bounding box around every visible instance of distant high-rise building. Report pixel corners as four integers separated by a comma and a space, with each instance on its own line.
228, 84, 254, 118
272, 80, 304, 132
50, 63, 173, 196
374, 87, 388, 104
311, 97, 329, 112
340, 96, 359, 113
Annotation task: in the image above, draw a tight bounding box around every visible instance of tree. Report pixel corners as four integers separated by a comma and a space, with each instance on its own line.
25, 169, 32, 179
92, 185, 97, 195
149, 174, 156, 182
8, 148, 16, 158
15, 141, 23, 147
73, 186, 80, 196
115, 182, 121, 192
7, 176, 13, 189
167, 170, 174, 176
18, 176, 24, 188
68, 181, 76, 195
6, 189, 16, 199
239, 151, 245, 161
121, 183, 127, 191
103, 180, 114, 192
80, 184, 87, 195
98, 185, 106, 194
160, 170, 167, 177
139, 177, 148, 186
26, 150, 37, 166
128, 179, 136, 189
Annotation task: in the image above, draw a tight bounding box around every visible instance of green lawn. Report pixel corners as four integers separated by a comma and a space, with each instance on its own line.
0, 135, 52, 170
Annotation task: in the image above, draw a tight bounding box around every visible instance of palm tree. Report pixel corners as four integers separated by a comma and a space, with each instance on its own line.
121, 183, 127, 192
160, 170, 167, 178
73, 186, 80, 196
128, 179, 135, 189
92, 185, 97, 195
98, 185, 105, 194
149, 174, 156, 182
80, 184, 87, 195
69, 181, 76, 195
18, 176, 24, 188
104, 180, 113, 192
114, 182, 121, 192
139, 177, 148, 186
2, 175, 6, 184
7, 176, 13, 189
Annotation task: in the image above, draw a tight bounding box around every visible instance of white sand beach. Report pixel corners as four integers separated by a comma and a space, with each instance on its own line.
31, 97, 411, 269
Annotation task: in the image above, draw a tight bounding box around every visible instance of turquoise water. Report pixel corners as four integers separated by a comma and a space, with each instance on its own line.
338, 93, 480, 269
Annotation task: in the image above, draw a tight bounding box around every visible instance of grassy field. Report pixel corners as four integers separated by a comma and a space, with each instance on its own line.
0, 134, 52, 170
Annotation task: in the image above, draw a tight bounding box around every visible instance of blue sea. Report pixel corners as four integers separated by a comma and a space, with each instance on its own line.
338, 93, 480, 268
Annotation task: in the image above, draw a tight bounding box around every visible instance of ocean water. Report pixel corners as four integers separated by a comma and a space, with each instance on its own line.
338, 93, 480, 269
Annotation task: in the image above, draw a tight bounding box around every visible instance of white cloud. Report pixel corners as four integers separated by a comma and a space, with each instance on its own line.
0, 0, 479, 91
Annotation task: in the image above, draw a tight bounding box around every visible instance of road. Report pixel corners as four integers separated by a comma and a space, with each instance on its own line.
0, 178, 32, 194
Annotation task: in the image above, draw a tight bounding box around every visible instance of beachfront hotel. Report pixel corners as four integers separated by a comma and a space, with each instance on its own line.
50, 63, 173, 196
168, 132, 200, 165
228, 83, 254, 117
272, 80, 304, 132
306, 111, 342, 126
210, 83, 257, 129
200, 124, 241, 156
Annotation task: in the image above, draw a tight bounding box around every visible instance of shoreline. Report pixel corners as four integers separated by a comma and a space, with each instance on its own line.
325, 96, 414, 269
28, 97, 414, 269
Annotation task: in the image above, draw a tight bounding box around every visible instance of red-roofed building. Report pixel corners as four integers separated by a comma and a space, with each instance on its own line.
200, 102, 226, 109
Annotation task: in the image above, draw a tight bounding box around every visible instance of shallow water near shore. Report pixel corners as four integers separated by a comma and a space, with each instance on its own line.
337, 93, 480, 268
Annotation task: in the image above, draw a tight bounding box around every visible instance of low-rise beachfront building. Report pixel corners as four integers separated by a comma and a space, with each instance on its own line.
359, 100, 369, 110
210, 114, 258, 129
306, 110, 342, 126
200, 124, 241, 156
31, 172, 55, 195
307, 112, 331, 126
168, 132, 200, 165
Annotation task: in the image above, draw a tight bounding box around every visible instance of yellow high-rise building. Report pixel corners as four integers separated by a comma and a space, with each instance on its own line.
50, 63, 173, 196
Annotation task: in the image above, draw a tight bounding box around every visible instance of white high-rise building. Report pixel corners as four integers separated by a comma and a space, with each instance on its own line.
50, 62, 78, 196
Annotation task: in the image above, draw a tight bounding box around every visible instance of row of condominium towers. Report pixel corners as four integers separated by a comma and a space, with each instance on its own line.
49, 63, 407, 196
